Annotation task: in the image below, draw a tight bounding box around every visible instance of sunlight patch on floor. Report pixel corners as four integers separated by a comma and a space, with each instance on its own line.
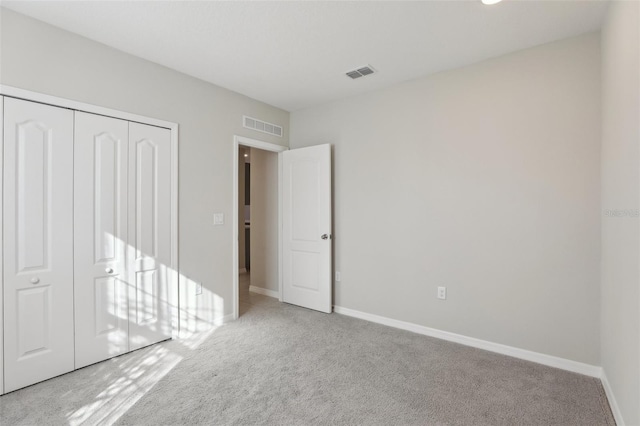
67, 345, 183, 426
64, 305, 227, 426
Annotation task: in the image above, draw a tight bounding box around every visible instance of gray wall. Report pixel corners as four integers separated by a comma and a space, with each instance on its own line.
600, 1, 640, 424
0, 9, 289, 330
5, 10, 637, 412
291, 33, 602, 365
250, 149, 279, 293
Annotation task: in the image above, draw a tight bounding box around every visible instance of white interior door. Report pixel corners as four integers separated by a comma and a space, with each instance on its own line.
74, 112, 129, 368
282, 144, 332, 313
3, 97, 74, 392
128, 122, 172, 350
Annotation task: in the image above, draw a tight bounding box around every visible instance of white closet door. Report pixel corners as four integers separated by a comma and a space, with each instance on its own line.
128, 122, 172, 350
74, 112, 129, 368
3, 98, 74, 392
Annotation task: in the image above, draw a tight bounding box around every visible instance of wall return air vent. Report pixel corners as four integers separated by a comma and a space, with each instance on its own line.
243, 116, 283, 137
346, 65, 376, 79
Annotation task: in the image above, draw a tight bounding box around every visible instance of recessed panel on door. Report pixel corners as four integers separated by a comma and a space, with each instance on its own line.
3, 97, 74, 392
74, 112, 129, 368
128, 122, 172, 350
282, 144, 332, 313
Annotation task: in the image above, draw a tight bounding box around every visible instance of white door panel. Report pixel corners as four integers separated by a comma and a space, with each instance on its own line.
74, 112, 129, 368
128, 122, 172, 350
282, 144, 332, 313
3, 97, 74, 392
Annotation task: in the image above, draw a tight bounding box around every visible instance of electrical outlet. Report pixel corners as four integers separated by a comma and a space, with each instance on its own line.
196, 282, 203, 295
437, 286, 446, 300
335, 271, 341, 282
213, 213, 224, 225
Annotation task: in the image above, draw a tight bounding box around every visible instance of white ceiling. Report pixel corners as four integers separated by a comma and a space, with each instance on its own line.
3, 0, 609, 112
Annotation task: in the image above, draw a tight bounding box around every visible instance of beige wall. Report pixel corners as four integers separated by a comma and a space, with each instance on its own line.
291, 33, 602, 365
250, 149, 279, 292
600, 1, 640, 424
0, 9, 289, 328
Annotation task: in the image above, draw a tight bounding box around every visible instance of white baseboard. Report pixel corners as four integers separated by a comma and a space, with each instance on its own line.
333, 305, 602, 378
177, 313, 235, 339
218, 313, 236, 325
249, 285, 279, 298
201, 313, 235, 327
601, 370, 625, 425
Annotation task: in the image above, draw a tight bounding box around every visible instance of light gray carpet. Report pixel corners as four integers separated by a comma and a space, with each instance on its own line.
0, 291, 614, 426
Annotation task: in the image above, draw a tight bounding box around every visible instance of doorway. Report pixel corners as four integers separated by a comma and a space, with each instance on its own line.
232, 136, 333, 319
232, 136, 287, 319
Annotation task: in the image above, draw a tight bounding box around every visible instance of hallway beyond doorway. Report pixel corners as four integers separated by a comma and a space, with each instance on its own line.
239, 271, 275, 317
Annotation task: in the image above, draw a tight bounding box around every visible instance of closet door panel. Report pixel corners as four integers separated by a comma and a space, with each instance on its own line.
128, 122, 172, 350
74, 112, 129, 368
3, 98, 74, 392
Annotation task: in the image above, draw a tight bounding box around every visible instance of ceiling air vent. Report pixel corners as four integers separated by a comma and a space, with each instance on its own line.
243, 116, 283, 137
346, 65, 376, 79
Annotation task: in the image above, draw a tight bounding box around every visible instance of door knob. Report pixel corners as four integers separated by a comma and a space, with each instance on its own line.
321, 234, 331, 240
30, 277, 40, 284
106, 267, 115, 274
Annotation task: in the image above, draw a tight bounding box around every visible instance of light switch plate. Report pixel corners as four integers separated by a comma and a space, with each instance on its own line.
213, 213, 224, 225
196, 282, 203, 295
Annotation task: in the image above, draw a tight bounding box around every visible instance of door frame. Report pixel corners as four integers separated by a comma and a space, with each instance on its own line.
0, 96, 4, 395
0, 84, 180, 338
232, 135, 287, 320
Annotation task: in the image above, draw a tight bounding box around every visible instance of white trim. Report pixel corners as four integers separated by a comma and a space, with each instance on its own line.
0, 96, 4, 395
333, 305, 602, 378
601, 370, 626, 426
249, 286, 280, 299
232, 135, 287, 320
216, 313, 237, 326
0, 85, 181, 339
232, 142, 239, 320
278, 153, 283, 303
170, 119, 179, 339
236, 135, 288, 153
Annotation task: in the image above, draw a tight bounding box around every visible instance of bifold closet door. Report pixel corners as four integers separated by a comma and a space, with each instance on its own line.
74, 112, 129, 368
3, 98, 74, 392
128, 122, 172, 350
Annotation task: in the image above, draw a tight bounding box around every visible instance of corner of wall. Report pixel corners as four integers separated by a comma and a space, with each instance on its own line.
599, 1, 640, 425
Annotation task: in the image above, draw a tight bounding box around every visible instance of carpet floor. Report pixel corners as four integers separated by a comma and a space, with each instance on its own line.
0, 287, 615, 425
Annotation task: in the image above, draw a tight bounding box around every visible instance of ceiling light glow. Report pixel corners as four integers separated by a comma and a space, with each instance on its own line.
482, 0, 503, 4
